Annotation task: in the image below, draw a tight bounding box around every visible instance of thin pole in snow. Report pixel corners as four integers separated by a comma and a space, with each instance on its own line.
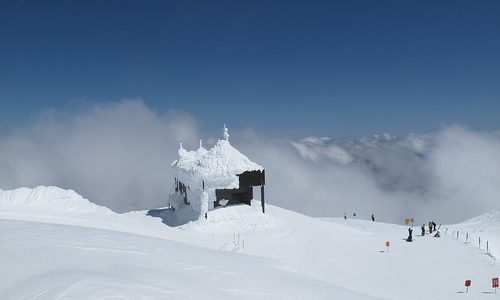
261, 185, 265, 214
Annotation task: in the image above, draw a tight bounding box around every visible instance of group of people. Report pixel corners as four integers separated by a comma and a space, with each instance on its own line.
408, 221, 440, 242
421, 221, 439, 236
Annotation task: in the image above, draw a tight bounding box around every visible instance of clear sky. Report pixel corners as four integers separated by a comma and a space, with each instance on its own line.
1, 0, 499, 137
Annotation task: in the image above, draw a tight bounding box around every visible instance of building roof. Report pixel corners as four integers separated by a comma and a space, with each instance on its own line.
172, 139, 263, 189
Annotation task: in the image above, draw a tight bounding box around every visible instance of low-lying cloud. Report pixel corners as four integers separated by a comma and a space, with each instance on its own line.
237, 126, 500, 224
0, 99, 200, 212
1, 100, 499, 224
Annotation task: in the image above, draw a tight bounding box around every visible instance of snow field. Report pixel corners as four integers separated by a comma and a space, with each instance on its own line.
1, 186, 500, 299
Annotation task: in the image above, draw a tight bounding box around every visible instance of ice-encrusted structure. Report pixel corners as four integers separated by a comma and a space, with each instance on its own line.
167, 126, 264, 224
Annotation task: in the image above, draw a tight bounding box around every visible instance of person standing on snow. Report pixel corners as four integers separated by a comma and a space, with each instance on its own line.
428, 221, 433, 234
371, 214, 375, 221
432, 221, 437, 232
344, 212, 347, 220
406, 228, 413, 242
421, 224, 425, 236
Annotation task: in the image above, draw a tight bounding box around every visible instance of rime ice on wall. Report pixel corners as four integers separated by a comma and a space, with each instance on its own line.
170, 126, 263, 220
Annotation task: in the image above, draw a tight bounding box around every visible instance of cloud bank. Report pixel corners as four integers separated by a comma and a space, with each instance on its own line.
1, 99, 499, 224
232, 126, 500, 224
0, 100, 200, 212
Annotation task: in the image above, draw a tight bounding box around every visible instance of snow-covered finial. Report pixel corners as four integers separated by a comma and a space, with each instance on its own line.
199, 139, 203, 149
223, 124, 230, 141
178, 141, 188, 158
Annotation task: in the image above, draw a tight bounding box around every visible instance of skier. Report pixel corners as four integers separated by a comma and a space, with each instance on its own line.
428, 221, 433, 234
344, 212, 347, 220
421, 224, 425, 236
371, 214, 375, 222
432, 221, 437, 232
406, 228, 413, 242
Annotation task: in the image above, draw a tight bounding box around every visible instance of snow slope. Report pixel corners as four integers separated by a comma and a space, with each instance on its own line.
2, 220, 373, 300
0, 186, 173, 238
1, 186, 499, 299
0, 186, 375, 300
445, 209, 500, 259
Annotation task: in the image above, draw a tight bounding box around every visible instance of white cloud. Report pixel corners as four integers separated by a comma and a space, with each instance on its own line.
1, 101, 499, 224
0, 99, 200, 212
428, 125, 500, 221
235, 126, 500, 224
291, 137, 353, 164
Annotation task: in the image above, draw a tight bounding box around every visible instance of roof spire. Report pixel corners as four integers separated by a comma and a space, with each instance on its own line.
223, 124, 230, 142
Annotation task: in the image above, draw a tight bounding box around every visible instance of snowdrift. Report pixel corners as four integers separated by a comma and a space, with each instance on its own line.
181, 201, 278, 234
0, 186, 172, 239
0, 186, 113, 215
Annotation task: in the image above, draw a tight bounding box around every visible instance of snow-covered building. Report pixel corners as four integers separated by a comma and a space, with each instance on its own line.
168, 125, 266, 223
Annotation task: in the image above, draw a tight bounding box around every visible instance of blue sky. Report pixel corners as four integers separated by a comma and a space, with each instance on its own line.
1, 0, 499, 137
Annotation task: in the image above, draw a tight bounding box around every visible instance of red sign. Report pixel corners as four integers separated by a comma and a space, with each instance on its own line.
465, 280, 471, 287
493, 278, 499, 288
